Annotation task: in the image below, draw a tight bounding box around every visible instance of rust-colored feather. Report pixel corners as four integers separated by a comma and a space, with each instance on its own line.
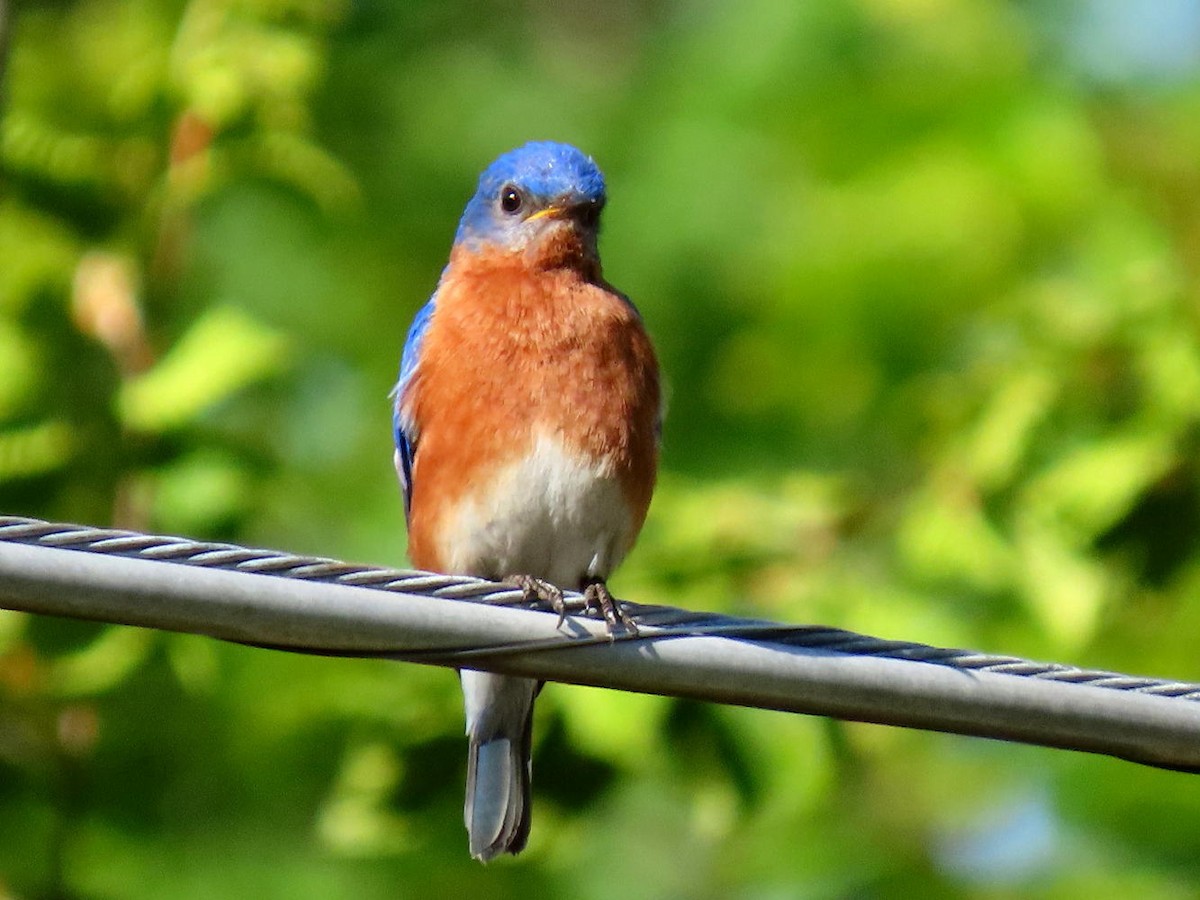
403, 245, 660, 574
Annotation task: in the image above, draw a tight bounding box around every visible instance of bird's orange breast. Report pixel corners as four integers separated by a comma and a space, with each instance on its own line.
402, 247, 660, 575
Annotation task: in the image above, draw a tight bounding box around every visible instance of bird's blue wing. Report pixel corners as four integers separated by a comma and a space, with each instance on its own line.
392, 295, 436, 523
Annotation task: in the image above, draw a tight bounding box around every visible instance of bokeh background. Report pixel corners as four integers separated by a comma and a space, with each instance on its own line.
3, 0, 1200, 896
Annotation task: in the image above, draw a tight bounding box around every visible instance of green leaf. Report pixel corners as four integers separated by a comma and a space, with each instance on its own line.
0, 611, 26, 656
0, 420, 74, 482
152, 448, 255, 532
897, 478, 1015, 592
1016, 517, 1107, 648
1022, 434, 1174, 544
554, 685, 670, 769
0, 321, 41, 421
48, 626, 154, 696
118, 306, 289, 432
0, 200, 78, 313
964, 368, 1057, 490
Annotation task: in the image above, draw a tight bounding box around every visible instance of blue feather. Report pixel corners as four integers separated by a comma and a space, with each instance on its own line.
392, 294, 437, 521
455, 141, 606, 250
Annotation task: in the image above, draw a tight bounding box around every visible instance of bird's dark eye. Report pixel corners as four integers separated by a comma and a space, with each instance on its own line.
499, 185, 523, 214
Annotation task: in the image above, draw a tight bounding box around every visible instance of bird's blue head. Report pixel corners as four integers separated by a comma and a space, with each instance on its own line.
454, 142, 607, 261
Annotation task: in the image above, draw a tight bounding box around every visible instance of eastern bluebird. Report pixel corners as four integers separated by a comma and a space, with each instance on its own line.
391, 142, 661, 861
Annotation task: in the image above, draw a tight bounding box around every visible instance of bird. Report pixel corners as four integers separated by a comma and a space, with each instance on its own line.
391, 141, 661, 862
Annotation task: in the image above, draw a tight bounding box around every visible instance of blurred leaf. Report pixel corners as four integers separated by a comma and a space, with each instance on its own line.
0, 612, 26, 656
166, 633, 220, 693
317, 741, 411, 855
152, 448, 255, 532
897, 478, 1014, 592
1016, 517, 1108, 647
172, 8, 324, 129
242, 130, 360, 214
0, 421, 74, 482
118, 305, 289, 432
995, 99, 1105, 228
1139, 327, 1200, 426
963, 368, 1057, 490
47, 626, 154, 696
1, 112, 112, 188
1022, 434, 1174, 545
0, 201, 78, 312
554, 686, 669, 770
0, 321, 40, 421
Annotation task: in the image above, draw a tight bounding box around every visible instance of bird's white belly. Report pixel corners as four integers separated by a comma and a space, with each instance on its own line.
439, 432, 633, 588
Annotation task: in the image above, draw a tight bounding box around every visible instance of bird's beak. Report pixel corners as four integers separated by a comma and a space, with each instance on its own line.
526, 197, 600, 224
526, 205, 568, 223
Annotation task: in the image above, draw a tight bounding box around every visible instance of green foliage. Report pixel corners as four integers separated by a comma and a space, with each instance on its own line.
3, 0, 1200, 896
117, 305, 289, 432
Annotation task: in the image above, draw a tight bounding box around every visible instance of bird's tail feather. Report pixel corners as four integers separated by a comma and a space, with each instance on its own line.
461, 671, 536, 862
465, 733, 531, 860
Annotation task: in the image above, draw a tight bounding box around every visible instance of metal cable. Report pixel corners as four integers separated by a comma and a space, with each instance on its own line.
1, 514, 1199, 773
2, 515, 1196, 701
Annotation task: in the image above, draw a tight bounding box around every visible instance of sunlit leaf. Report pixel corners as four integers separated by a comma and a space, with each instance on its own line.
1139, 327, 1200, 426
166, 633, 220, 693
1022, 434, 1174, 544
0, 321, 40, 421
47, 626, 154, 697
0, 421, 74, 482
963, 368, 1057, 489
0, 611, 26, 656
897, 478, 1015, 592
317, 741, 411, 855
152, 448, 255, 532
1015, 517, 1108, 648
242, 131, 361, 214
0, 201, 78, 313
554, 686, 670, 769
118, 305, 289, 432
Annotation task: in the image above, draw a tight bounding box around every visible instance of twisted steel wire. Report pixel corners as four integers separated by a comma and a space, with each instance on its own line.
2, 515, 1197, 702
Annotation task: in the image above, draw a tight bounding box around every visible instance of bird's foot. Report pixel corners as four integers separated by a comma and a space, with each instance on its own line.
500, 575, 637, 636
503, 574, 568, 625
581, 578, 638, 637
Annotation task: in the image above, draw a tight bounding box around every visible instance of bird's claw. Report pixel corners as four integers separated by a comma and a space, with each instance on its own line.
582, 578, 638, 638
501, 575, 637, 636
503, 574, 569, 626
